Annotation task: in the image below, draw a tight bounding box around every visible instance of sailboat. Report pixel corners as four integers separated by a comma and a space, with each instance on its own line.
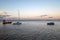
13, 10, 22, 25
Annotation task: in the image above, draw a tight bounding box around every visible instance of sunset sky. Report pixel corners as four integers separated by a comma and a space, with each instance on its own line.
0, 0, 60, 19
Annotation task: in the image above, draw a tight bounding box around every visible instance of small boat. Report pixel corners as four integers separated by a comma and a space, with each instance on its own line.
3, 20, 12, 24
47, 22, 55, 25
13, 22, 22, 25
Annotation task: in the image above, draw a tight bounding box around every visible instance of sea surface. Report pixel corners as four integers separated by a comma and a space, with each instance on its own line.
0, 21, 60, 40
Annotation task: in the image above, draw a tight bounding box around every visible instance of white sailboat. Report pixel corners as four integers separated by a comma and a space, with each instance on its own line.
13, 10, 22, 25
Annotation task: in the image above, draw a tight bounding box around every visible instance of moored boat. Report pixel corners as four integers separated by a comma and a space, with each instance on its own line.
47, 22, 55, 25
3, 20, 12, 24
13, 10, 22, 25
13, 22, 21, 25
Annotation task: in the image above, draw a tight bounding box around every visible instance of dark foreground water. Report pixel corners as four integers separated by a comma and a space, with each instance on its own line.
0, 21, 60, 40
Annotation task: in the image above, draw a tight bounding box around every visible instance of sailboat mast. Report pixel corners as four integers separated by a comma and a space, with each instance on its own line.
18, 10, 20, 20
18, 10, 20, 21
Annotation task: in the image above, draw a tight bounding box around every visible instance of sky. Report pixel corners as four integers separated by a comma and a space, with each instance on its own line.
0, 0, 60, 19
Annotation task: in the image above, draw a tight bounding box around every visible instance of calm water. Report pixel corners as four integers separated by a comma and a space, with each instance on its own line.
0, 21, 60, 40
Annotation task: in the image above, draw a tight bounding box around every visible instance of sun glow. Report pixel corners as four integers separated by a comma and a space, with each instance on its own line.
0, 10, 60, 19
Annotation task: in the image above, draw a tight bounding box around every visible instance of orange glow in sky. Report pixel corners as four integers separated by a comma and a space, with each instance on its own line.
0, 0, 60, 19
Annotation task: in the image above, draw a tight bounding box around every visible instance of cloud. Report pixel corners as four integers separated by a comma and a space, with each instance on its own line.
0, 11, 8, 15
36, 14, 48, 18
40, 15, 48, 17
48, 17, 53, 18
0, 11, 11, 16
0, 11, 11, 20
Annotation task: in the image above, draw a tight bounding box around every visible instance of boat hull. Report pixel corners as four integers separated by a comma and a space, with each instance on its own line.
47, 22, 54, 25
3, 22, 12, 24
13, 22, 22, 25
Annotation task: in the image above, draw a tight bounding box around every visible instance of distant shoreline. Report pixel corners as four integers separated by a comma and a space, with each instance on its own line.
0, 20, 60, 21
